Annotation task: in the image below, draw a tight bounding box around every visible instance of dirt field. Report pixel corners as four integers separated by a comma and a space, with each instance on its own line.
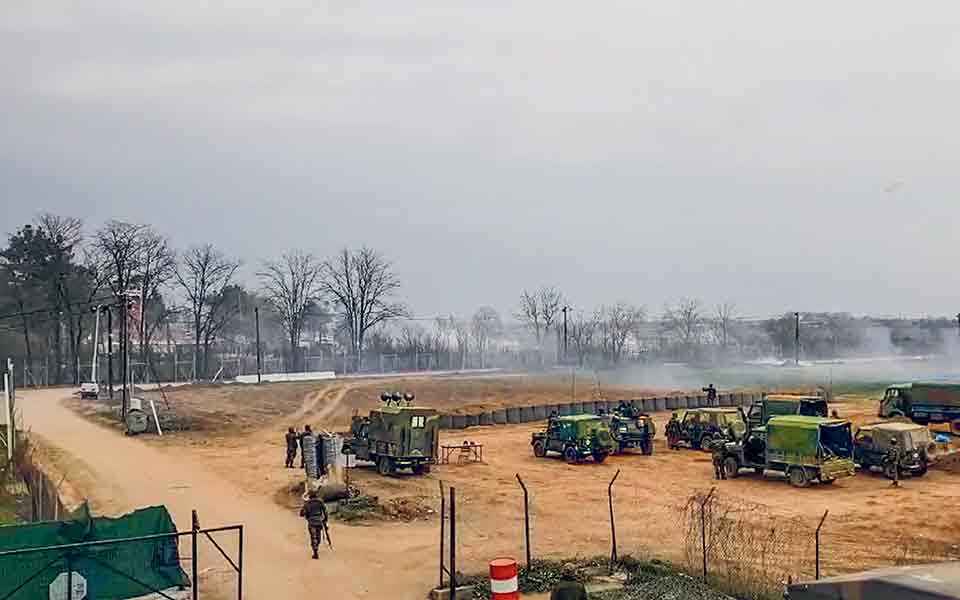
42, 377, 960, 598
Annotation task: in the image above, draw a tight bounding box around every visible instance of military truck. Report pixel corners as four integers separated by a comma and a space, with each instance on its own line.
746, 394, 828, 429
532, 415, 616, 464
341, 392, 440, 476
600, 403, 656, 455
666, 407, 747, 450
879, 382, 960, 427
854, 422, 932, 478
716, 415, 856, 487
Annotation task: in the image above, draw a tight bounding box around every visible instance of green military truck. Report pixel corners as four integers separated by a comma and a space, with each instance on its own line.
532, 415, 616, 464
341, 393, 440, 476
879, 382, 960, 428
601, 403, 656, 455
716, 415, 856, 487
746, 394, 828, 429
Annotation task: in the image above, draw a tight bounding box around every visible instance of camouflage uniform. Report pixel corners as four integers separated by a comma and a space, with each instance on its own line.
299, 426, 313, 468
300, 496, 329, 559
285, 429, 298, 468
711, 442, 726, 480
885, 439, 901, 487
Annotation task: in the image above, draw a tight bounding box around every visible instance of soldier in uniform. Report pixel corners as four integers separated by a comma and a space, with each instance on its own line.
886, 436, 901, 488
711, 441, 726, 480
285, 427, 299, 468
299, 425, 313, 468
702, 384, 718, 404
299, 490, 329, 559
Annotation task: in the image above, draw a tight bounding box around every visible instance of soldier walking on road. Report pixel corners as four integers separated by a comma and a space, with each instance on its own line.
300, 490, 329, 559
285, 427, 299, 468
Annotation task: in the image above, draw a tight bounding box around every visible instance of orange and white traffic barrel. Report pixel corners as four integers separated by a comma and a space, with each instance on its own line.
490, 557, 519, 599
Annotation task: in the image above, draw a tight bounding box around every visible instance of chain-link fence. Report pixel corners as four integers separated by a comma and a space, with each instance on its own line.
434, 471, 960, 600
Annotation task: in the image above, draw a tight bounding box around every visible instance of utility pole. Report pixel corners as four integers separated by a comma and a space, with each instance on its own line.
255, 307, 262, 384
794, 312, 800, 366
562, 306, 569, 363
120, 298, 127, 422
106, 306, 114, 400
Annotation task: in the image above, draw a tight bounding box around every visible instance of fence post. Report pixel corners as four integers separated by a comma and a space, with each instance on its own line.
439, 481, 445, 588
449, 486, 456, 600
608, 469, 621, 566
700, 487, 716, 580
816, 509, 829, 580
238, 524, 244, 600
192, 510, 199, 600
516, 474, 531, 568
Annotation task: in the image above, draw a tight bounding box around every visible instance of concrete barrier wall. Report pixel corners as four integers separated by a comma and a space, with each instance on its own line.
665, 397, 676, 410
582, 401, 596, 415
697, 395, 707, 408
440, 414, 453, 429
719, 394, 732, 406
534, 405, 547, 420
479, 412, 493, 426
493, 409, 507, 425
465, 414, 479, 427
506, 407, 522, 424
451, 415, 467, 429
641, 398, 655, 413
521, 406, 538, 423
559, 403, 572, 416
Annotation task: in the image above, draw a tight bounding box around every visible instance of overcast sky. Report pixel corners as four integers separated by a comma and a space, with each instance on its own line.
3, 2, 959, 320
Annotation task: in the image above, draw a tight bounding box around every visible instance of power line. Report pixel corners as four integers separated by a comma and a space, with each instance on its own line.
0, 295, 116, 322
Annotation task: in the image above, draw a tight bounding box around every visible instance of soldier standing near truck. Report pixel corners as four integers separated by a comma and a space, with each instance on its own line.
299, 425, 313, 468
886, 437, 901, 488
702, 384, 718, 404
285, 427, 299, 468
299, 490, 329, 559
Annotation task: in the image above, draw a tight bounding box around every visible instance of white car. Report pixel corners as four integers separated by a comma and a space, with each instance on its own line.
79, 382, 100, 399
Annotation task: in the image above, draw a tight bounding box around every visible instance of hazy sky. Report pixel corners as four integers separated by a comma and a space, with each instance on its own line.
3, 2, 959, 320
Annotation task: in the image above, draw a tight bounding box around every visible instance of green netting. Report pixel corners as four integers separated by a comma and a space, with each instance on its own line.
0, 505, 189, 599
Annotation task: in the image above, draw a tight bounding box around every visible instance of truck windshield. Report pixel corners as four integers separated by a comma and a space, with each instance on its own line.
819, 423, 852, 458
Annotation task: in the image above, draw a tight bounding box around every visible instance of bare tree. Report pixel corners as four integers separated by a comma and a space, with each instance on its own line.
568, 310, 599, 367
134, 228, 176, 359
94, 220, 148, 300
175, 244, 241, 379
471, 306, 502, 369
596, 302, 645, 365
320, 247, 406, 372
450, 315, 470, 369
516, 286, 564, 360
712, 302, 737, 350
258, 251, 325, 372
663, 298, 705, 359
37, 214, 86, 383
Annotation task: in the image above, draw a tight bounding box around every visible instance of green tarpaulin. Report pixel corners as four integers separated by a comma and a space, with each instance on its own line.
0, 505, 189, 599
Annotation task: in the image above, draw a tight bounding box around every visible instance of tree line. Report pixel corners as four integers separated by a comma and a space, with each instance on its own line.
1, 213, 950, 385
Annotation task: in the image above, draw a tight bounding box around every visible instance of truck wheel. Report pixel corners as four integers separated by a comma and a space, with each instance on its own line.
820, 477, 835, 485
593, 452, 608, 464
641, 440, 654, 456
722, 456, 739, 479
412, 463, 428, 475
533, 441, 547, 458
564, 447, 580, 464
698, 434, 715, 451
377, 456, 394, 476
788, 466, 809, 488
754, 467, 764, 476
915, 463, 928, 477
617, 442, 626, 455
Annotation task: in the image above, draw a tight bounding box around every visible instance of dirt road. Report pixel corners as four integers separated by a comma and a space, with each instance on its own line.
19, 388, 440, 600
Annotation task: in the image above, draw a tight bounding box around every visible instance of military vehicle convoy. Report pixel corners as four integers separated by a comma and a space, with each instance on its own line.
879, 382, 960, 428
854, 422, 932, 478
666, 407, 747, 450
341, 392, 440, 476
716, 415, 856, 487
532, 415, 615, 464
746, 394, 828, 429
600, 403, 656, 455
